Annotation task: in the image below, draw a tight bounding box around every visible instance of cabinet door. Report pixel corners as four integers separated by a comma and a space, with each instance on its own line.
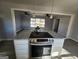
51, 38, 65, 57
14, 40, 28, 45
53, 38, 65, 47
14, 40, 29, 59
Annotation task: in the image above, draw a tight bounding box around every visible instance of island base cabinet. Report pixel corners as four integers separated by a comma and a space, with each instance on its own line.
51, 38, 65, 57
14, 40, 29, 59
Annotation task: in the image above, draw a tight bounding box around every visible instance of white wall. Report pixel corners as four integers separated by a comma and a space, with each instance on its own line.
21, 14, 31, 30
45, 17, 53, 30
52, 15, 71, 37
58, 16, 70, 37
15, 11, 53, 30
15, 11, 22, 32
68, 13, 78, 42
21, 14, 53, 30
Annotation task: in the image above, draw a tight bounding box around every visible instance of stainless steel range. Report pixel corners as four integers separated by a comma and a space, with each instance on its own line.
29, 32, 54, 59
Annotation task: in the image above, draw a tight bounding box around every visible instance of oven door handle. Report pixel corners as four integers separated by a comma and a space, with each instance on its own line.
30, 43, 52, 46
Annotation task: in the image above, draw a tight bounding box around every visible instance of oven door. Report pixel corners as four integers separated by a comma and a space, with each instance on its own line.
30, 44, 52, 57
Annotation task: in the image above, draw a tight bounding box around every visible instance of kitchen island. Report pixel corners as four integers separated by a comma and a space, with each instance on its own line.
14, 30, 66, 59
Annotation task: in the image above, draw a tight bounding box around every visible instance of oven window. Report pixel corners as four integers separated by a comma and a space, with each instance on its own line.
37, 39, 48, 42
30, 18, 45, 27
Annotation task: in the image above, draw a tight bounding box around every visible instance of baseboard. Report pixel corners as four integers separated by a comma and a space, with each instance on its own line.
71, 38, 78, 42
66, 37, 78, 42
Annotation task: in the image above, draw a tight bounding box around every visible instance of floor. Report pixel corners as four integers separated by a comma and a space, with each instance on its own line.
0, 39, 78, 59
55, 39, 78, 59
0, 40, 16, 59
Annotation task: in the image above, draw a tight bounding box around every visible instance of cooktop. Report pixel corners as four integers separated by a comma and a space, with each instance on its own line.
29, 32, 53, 38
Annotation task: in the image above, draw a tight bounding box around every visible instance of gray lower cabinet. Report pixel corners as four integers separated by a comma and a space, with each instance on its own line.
14, 40, 29, 59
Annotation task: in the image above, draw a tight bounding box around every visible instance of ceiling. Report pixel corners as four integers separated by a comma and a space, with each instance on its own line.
1, 0, 51, 6
0, 0, 78, 14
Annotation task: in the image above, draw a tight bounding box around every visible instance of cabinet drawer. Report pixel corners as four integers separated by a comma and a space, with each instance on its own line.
53, 38, 65, 47
15, 45, 28, 50
14, 40, 28, 45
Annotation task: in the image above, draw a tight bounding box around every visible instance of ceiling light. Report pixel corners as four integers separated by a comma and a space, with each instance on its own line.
50, 15, 53, 19
49, 0, 54, 19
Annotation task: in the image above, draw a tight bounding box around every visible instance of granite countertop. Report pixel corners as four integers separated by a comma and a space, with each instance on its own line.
16, 29, 66, 39
29, 32, 53, 38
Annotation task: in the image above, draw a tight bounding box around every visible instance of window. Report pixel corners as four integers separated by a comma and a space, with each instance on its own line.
30, 18, 45, 27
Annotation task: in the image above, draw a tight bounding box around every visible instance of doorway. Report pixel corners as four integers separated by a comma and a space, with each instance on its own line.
53, 19, 60, 33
